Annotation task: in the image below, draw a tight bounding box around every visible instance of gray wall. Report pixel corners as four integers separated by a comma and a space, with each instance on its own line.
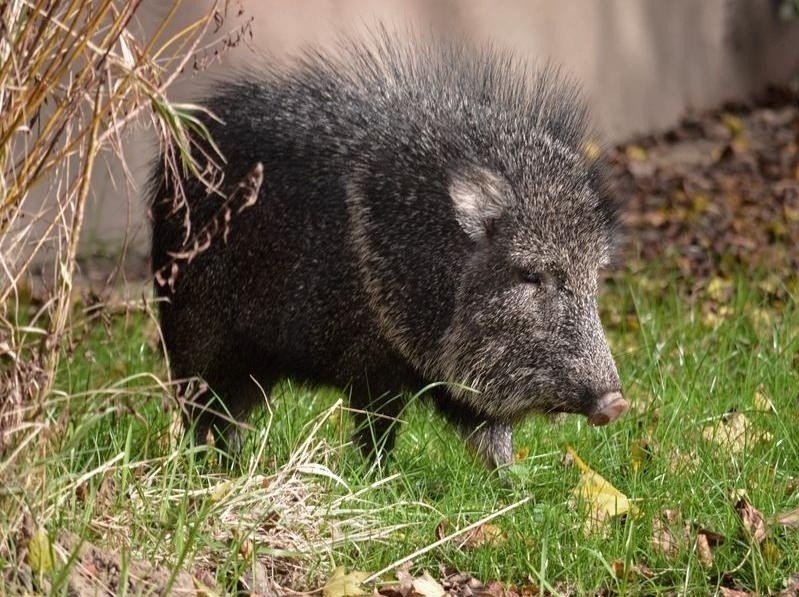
69, 1, 799, 260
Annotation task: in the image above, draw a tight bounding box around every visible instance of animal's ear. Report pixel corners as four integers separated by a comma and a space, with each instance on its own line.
449, 166, 511, 241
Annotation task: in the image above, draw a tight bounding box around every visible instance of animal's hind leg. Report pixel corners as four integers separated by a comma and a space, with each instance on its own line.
348, 387, 408, 469
175, 350, 269, 457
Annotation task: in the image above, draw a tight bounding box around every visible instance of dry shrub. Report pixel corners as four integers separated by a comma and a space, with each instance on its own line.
0, 0, 251, 562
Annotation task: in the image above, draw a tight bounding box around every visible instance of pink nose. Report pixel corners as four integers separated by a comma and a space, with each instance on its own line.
587, 391, 629, 426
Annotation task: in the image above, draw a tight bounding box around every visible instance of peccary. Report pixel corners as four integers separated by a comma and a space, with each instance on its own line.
148, 32, 629, 470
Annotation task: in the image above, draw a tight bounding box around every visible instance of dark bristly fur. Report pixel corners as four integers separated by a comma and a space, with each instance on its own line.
148, 30, 624, 470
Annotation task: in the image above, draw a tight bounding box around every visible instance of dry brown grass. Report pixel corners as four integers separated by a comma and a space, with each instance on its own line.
0, 0, 254, 584
0, 0, 243, 465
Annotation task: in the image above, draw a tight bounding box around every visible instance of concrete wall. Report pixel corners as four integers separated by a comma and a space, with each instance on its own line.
63, 1, 799, 261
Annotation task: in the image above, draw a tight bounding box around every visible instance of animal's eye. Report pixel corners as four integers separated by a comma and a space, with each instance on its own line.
514, 269, 544, 286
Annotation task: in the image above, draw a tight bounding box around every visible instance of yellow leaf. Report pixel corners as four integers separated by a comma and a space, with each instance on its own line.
706, 276, 733, 302
27, 528, 55, 575
322, 566, 370, 597
690, 193, 711, 215
762, 540, 780, 564
625, 145, 647, 161
210, 480, 234, 502
721, 113, 745, 137
748, 308, 774, 334
514, 446, 529, 462
566, 446, 636, 534
753, 387, 775, 413
630, 439, 652, 473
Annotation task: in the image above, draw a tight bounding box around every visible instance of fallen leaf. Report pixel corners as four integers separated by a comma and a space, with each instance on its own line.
482, 579, 506, 597
412, 571, 446, 597
391, 561, 414, 596
210, 480, 234, 502
625, 145, 648, 161
733, 493, 767, 544
666, 448, 700, 475
566, 446, 635, 534
762, 540, 780, 565
630, 439, 652, 473
753, 387, 776, 413
772, 506, 799, 529
458, 523, 506, 550
701, 412, 773, 454
323, 566, 370, 597
693, 525, 725, 547
651, 510, 685, 558
696, 532, 714, 568
612, 560, 655, 580
706, 276, 734, 302
27, 528, 56, 575
779, 573, 799, 597
721, 113, 746, 137
435, 519, 451, 541
719, 588, 754, 597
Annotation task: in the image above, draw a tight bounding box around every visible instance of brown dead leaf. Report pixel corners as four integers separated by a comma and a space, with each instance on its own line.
701, 412, 773, 454
779, 573, 799, 597
693, 525, 725, 547
733, 493, 767, 544
513, 583, 541, 596
411, 571, 446, 597
666, 448, 700, 475
696, 531, 714, 568
458, 523, 507, 550
719, 588, 755, 597
435, 519, 451, 541
772, 506, 799, 529
57, 532, 205, 595
438, 519, 507, 550
651, 509, 685, 558
612, 560, 655, 580
481, 579, 507, 597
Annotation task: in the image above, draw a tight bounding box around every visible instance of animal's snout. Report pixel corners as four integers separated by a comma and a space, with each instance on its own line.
586, 391, 629, 426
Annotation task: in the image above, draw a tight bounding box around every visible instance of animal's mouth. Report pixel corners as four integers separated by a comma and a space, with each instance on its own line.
586, 391, 629, 426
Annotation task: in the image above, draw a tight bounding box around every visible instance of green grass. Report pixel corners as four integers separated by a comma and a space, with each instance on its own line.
3, 269, 798, 594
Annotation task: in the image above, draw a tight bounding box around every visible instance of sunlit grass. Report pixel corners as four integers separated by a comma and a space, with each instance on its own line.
2, 269, 798, 594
